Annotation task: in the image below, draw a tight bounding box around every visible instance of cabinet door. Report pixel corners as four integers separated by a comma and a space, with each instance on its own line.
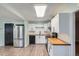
36, 36, 40, 43
40, 36, 46, 43
53, 46, 70, 56
48, 43, 53, 56
36, 36, 46, 44
48, 43, 70, 56
40, 36, 43, 43
49, 46, 53, 56
43, 36, 46, 43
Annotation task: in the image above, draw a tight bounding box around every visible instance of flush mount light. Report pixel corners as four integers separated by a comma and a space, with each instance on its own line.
34, 5, 47, 17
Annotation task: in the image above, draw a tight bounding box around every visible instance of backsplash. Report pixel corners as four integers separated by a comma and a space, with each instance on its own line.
28, 23, 51, 34
58, 33, 70, 43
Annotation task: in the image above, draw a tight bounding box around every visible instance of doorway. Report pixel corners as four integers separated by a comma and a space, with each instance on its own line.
5, 23, 14, 46
75, 11, 79, 56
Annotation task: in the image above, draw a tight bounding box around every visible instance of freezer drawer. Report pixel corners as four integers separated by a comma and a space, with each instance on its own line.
14, 38, 24, 48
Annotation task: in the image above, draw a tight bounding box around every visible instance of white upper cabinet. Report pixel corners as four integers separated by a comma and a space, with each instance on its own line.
28, 23, 50, 34
51, 13, 71, 35
51, 14, 59, 33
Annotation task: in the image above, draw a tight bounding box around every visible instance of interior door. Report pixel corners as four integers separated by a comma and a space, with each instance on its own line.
5, 23, 14, 46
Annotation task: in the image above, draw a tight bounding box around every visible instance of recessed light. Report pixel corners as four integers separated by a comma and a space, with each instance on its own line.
34, 5, 47, 17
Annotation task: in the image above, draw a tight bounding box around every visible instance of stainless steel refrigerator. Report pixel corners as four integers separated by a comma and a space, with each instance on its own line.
13, 24, 24, 48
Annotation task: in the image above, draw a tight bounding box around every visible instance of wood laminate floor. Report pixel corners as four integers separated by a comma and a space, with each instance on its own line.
0, 44, 48, 56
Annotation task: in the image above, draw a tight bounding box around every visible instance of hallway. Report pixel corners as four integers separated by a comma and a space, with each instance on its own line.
0, 44, 48, 56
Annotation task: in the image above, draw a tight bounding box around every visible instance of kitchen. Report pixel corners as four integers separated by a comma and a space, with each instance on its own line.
27, 13, 72, 56
28, 22, 51, 44
0, 3, 77, 56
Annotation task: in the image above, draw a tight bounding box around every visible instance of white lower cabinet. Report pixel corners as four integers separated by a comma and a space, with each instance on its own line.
36, 36, 40, 43
48, 43, 70, 56
36, 36, 46, 44
40, 36, 46, 43
48, 43, 53, 56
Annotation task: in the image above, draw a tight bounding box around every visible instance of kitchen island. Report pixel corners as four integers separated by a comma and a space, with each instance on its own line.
48, 38, 71, 56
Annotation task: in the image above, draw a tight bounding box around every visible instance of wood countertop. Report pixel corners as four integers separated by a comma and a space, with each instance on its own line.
48, 38, 71, 45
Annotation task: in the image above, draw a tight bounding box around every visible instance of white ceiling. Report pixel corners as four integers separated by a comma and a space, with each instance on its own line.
0, 3, 79, 21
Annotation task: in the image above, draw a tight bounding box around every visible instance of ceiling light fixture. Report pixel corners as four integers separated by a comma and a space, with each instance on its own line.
34, 5, 47, 17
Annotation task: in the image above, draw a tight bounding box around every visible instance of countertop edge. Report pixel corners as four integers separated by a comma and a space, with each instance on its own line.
51, 43, 71, 46
48, 38, 71, 46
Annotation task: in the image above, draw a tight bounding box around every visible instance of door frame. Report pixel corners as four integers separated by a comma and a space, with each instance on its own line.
74, 10, 79, 56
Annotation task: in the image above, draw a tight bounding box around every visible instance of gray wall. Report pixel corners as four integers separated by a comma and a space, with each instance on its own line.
0, 19, 28, 47
59, 13, 70, 36
59, 13, 75, 56
69, 13, 75, 56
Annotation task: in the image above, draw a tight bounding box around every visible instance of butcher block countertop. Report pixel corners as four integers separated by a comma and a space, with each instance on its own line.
48, 38, 71, 45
